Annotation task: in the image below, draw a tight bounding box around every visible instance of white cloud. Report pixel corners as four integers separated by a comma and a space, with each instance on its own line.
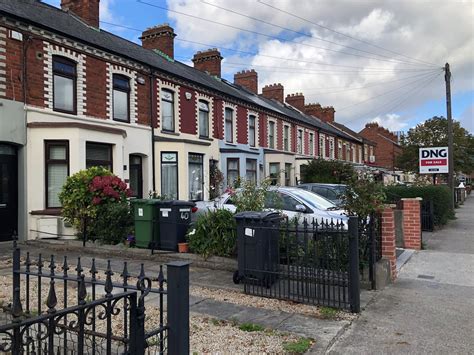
372, 113, 409, 132
166, 0, 473, 132
458, 104, 474, 133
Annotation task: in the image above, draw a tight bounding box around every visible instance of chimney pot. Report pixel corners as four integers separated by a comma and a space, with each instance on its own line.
285, 92, 305, 111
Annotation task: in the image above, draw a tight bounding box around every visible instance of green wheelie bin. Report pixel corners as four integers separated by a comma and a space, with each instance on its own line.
132, 199, 162, 248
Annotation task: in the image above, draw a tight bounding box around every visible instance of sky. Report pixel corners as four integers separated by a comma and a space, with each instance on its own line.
44, 0, 474, 133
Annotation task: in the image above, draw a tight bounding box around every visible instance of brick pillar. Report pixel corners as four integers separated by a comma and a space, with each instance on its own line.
402, 198, 422, 250
381, 205, 397, 281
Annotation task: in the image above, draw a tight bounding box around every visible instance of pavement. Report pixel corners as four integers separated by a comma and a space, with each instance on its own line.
327, 196, 474, 354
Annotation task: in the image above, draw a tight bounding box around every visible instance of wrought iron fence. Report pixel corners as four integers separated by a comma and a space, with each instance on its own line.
421, 200, 434, 232
236, 216, 360, 312
0, 237, 190, 354
358, 212, 382, 290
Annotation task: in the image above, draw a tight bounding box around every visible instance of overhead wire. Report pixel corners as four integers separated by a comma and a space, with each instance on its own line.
337, 70, 442, 111
257, 0, 439, 68
136, 0, 439, 71
200, 0, 433, 68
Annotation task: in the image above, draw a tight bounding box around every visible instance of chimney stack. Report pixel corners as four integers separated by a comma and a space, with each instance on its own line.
261, 83, 284, 103
192, 48, 223, 77
285, 93, 305, 111
140, 24, 176, 59
305, 103, 335, 123
234, 69, 258, 94
61, 0, 100, 28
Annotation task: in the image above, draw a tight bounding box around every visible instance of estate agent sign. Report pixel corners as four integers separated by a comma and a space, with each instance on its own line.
419, 147, 449, 174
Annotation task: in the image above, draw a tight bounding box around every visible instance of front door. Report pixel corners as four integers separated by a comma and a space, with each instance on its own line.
129, 155, 143, 199
0, 144, 18, 241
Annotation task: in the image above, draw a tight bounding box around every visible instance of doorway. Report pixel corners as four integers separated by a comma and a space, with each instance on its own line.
129, 154, 143, 198
0, 144, 18, 241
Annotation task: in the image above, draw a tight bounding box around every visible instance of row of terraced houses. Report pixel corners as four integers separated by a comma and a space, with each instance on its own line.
0, 0, 401, 241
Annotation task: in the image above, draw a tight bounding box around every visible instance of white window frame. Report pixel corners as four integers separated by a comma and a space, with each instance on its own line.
268, 119, 276, 149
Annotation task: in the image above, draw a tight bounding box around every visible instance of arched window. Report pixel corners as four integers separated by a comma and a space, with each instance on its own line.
53, 56, 76, 114
113, 74, 130, 122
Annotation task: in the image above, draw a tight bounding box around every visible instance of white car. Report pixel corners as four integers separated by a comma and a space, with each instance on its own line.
196, 187, 348, 227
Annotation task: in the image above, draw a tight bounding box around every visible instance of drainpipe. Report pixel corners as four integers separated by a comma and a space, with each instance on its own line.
148, 66, 156, 192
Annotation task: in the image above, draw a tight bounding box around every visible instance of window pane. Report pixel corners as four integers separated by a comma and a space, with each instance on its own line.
199, 110, 209, 137
162, 100, 174, 131
161, 163, 178, 199
86, 144, 112, 171
113, 90, 128, 121
227, 159, 239, 186
49, 145, 66, 160
189, 154, 204, 201
54, 75, 74, 111
225, 108, 233, 143
113, 75, 129, 90
246, 159, 257, 183
47, 163, 67, 208
53, 59, 75, 75
269, 163, 279, 185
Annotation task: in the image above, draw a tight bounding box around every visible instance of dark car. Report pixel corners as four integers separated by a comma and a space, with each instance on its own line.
297, 183, 347, 207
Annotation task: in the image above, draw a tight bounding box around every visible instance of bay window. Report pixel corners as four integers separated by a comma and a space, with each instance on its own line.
246, 159, 257, 183
86, 142, 112, 171
45, 141, 69, 208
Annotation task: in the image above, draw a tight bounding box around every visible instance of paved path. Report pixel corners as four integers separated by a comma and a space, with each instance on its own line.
327, 196, 474, 354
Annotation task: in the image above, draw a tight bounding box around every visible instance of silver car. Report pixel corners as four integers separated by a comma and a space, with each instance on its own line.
196, 187, 348, 226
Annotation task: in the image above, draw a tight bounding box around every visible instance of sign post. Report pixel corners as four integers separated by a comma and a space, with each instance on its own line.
419, 147, 449, 174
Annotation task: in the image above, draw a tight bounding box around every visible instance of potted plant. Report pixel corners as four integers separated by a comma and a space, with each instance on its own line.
178, 242, 189, 253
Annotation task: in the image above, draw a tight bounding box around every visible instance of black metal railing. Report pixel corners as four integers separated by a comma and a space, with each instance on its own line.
421, 200, 434, 232
0, 237, 190, 354
237, 216, 360, 312
358, 212, 382, 290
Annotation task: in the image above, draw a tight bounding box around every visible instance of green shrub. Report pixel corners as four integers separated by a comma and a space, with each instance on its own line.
238, 323, 265, 332
187, 209, 237, 259
384, 185, 454, 226
300, 158, 355, 184
59, 167, 133, 243
89, 203, 133, 244
342, 173, 386, 220
282, 338, 314, 354
231, 179, 271, 213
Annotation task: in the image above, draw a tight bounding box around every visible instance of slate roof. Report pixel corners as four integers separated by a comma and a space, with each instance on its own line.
1, 0, 354, 141
331, 122, 377, 145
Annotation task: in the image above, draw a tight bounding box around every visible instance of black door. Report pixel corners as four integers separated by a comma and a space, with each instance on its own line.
0, 145, 18, 241
129, 155, 143, 199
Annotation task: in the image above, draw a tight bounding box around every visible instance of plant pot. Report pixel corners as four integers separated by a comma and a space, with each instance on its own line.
178, 242, 189, 253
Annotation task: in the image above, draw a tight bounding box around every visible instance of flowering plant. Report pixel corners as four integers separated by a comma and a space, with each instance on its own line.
89, 175, 132, 205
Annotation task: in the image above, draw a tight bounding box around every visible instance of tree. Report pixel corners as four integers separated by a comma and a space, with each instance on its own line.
397, 116, 474, 174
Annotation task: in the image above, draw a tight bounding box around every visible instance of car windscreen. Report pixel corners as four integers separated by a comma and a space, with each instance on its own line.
288, 189, 336, 210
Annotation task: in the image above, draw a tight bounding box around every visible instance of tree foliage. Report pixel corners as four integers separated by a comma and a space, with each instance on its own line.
397, 116, 474, 173
300, 158, 356, 184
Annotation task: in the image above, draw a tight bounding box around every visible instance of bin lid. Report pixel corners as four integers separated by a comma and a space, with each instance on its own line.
234, 211, 281, 221
159, 200, 196, 207
131, 199, 164, 205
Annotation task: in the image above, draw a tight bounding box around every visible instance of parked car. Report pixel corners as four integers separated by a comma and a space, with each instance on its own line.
195, 186, 348, 226
297, 183, 347, 207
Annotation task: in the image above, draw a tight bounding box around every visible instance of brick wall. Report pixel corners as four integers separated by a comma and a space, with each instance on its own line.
213, 99, 223, 139
381, 206, 397, 281
359, 123, 401, 169
259, 113, 267, 147
276, 118, 283, 150
179, 86, 196, 134
85, 56, 107, 119
237, 106, 247, 144
402, 198, 422, 250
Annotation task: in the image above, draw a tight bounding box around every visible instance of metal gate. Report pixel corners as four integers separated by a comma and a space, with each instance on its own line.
421, 200, 434, 231
238, 216, 360, 312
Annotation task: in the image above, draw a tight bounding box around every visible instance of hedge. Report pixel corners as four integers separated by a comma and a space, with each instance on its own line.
383, 185, 455, 226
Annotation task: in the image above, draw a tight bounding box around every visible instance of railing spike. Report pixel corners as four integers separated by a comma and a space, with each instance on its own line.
46, 277, 57, 313
121, 261, 130, 286
104, 260, 114, 297
76, 257, 83, 278
157, 265, 165, 287
49, 255, 56, 277
139, 263, 145, 280
63, 256, 69, 276
90, 258, 98, 281
78, 275, 87, 305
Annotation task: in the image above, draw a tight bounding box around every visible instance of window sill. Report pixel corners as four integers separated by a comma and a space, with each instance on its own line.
199, 136, 213, 142
30, 209, 62, 216
161, 130, 179, 136
113, 118, 130, 124
53, 108, 76, 116
225, 142, 237, 147
249, 146, 259, 151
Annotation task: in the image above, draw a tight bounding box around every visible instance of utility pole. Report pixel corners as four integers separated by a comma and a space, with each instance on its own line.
444, 63, 454, 209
